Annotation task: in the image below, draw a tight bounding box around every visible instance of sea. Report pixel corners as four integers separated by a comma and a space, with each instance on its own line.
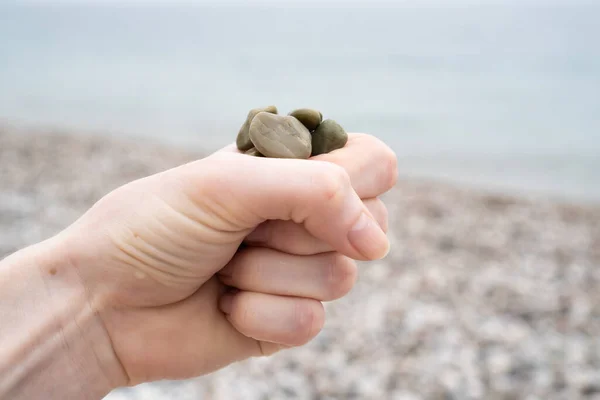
1, 1, 599, 203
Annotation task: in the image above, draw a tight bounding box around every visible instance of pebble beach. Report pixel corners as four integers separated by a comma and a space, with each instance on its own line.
1, 125, 599, 400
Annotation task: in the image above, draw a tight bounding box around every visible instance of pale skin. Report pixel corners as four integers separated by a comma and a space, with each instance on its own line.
0, 133, 398, 399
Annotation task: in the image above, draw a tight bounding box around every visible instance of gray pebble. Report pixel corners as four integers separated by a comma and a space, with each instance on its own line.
249, 112, 312, 159
289, 108, 323, 132
311, 119, 348, 156
236, 105, 277, 151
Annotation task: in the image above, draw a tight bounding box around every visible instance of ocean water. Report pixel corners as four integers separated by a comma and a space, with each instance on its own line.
1, 2, 599, 202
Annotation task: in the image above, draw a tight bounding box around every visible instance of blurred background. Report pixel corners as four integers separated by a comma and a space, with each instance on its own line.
1, 0, 599, 202
1, 1, 599, 399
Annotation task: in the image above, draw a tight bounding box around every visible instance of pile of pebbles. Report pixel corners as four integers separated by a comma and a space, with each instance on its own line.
236, 106, 348, 158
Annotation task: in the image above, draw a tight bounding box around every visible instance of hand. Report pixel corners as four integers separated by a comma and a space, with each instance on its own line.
56, 133, 397, 387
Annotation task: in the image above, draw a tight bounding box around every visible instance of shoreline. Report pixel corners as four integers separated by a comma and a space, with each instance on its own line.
1, 125, 599, 399
2, 120, 599, 208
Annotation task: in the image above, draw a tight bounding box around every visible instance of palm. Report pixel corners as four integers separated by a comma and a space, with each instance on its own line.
68, 170, 251, 307
68, 179, 262, 384
103, 277, 254, 384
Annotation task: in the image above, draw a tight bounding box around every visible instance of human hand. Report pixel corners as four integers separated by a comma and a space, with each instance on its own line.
55, 133, 397, 387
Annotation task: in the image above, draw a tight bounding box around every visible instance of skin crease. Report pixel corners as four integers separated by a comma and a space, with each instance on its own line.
49, 133, 398, 389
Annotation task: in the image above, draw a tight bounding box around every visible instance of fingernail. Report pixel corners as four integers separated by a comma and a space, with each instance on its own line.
347, 212, 390, 260
219, 293, 235, 314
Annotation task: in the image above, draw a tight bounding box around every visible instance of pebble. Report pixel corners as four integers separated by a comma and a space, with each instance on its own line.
311, 119, 348, 156
237, 106, 348, 158
236, 105, 277, 151
288, 108, 323, 132
248, 112, 312, 159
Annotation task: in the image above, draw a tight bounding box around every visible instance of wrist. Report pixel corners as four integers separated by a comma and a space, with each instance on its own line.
0, 235, 127, 399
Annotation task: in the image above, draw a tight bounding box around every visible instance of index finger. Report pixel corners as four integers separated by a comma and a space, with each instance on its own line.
219, 133, 398, 199
312, 133, 398, 198
182, 153, 390, 261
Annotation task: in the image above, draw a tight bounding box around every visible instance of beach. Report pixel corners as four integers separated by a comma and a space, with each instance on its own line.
1, 125, 599, 399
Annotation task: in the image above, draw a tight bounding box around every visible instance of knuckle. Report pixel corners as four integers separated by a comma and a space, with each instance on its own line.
181, 157, 224, 193
317, 164, 350, 202
292, 300, 325, 345
325, 254, 358, 300
361, 136, 398, 192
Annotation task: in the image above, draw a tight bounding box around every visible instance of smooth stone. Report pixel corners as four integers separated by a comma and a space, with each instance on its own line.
236, 105, 278, 151
288, 108, 323, 132
249, 112, 312, 159
311, 119, 348, 156
244, 147, 264, 157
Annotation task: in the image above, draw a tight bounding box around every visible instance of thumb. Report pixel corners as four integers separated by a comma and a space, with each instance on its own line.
182, 152, 389, 261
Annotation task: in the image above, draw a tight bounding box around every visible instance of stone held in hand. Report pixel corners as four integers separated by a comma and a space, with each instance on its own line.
245, 147, 264, 157
311, 119, 348, 156
288, 108, 323, 132
249, 112, 312, 159
236, 105, 278, 151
